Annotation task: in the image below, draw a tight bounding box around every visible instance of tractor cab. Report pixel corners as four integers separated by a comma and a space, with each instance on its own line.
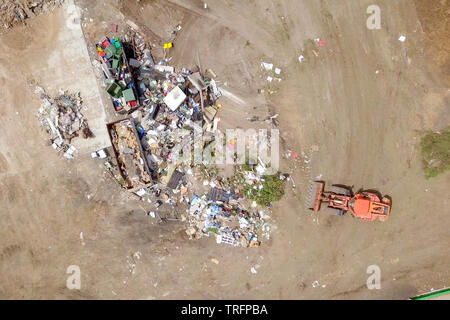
349, 195, 371, 219
349, 193, 390, 221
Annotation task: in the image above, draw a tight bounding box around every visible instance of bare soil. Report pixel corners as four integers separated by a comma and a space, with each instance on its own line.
0, 0, 449, 299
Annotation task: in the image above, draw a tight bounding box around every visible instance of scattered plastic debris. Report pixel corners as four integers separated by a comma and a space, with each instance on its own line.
0, 0, 64, 30
79, 232, 85, 246
315, 38, 326, 46
33, 83, 92, 158
288, 150, 298, 159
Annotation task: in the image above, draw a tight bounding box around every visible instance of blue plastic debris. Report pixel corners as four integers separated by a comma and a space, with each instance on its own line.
191, 194, 200, 206
136, 124, 146, 139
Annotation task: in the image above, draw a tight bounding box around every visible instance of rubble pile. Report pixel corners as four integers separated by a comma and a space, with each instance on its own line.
34, 84, 92, 158
0, 0, 64, 30
109, 119, 152, 189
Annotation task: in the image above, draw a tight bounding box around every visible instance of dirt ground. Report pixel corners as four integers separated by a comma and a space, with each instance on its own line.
0, 0, 449, 299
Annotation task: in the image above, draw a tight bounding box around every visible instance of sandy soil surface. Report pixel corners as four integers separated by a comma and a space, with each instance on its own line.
0, 0, 449, 299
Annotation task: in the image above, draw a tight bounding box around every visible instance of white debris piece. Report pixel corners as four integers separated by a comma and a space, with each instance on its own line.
298, 54, 305, 63
212, 117, 220, 132
210, 79, 221, 98
97, 149, 107, 159
266, 76, 273, 82
136, 189, 147, 197
154, 65, 174, 73
274, 67, 281, 75
163, 86, 186, 111
64, 146, 77, 159
256, 164, 266, 175
261, 62, 273, 71
398, 35, 406, 42
216, 234, 239, 246
80, 232, 85, 246
261, 223, 272, 240
239, 217, 250, 228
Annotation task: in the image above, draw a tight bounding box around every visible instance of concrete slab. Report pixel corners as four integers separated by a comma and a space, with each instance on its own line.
30, 0, 110, 154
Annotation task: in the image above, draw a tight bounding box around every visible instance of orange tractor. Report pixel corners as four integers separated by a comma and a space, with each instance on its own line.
311, 181, 391, 221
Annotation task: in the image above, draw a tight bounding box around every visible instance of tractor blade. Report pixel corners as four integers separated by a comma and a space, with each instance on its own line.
312, 181, 325, 212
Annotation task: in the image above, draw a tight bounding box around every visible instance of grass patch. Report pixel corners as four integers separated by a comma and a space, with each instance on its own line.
117, 176, 126, 188
242, 157, 257, 171
244, 173, 286, 207
206, 227, 218, 234
420, 128, 450, 178
226, 162, 286, 206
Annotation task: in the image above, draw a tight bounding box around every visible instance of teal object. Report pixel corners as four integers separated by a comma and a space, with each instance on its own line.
122, 88, 136, 102
114, 47, 123, 59
104, 44, 116, 58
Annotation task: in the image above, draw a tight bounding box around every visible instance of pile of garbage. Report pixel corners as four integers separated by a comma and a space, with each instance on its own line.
96, 34, 220, 117
97, 31, 221, 184
94, 31, 277, 247
96, 36, 141, 113
184, 188, 273, 248
0, 0, 64, 30
34, 83, 92, 158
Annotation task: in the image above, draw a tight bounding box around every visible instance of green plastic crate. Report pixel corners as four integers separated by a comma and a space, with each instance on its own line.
106, 82, 122, 99
122, 88, 136, 102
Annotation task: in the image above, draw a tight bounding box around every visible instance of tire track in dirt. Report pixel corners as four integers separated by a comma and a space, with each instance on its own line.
0, 153, 8, 174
